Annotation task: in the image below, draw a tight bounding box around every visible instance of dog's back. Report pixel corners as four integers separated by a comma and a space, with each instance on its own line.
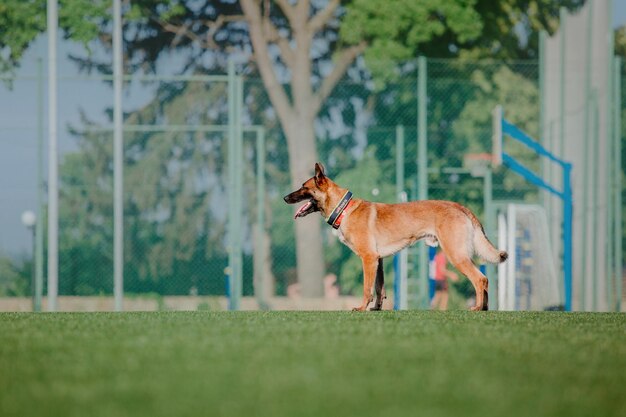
346, 199, 507, 264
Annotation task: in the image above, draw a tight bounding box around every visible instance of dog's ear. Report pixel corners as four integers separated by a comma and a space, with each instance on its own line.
314, 162, 326, 187
314, 162, 325, 177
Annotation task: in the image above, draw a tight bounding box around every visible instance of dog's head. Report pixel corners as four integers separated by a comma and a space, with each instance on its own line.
283, 162, 329, 219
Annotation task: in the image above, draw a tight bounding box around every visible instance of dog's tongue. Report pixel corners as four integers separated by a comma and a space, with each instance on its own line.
294, 201, 312, 219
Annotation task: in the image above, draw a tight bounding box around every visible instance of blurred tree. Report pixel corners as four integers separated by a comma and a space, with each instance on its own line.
0, 253, 30, 297
340, 0, 584, 83
616, 25, 626, 59
454, 0, 584, 60
453, 65, 539, 151
0, 0, 108, 75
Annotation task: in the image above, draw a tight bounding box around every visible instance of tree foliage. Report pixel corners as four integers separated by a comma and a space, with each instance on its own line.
0, 0, 108, 74
0, 253, 30, 296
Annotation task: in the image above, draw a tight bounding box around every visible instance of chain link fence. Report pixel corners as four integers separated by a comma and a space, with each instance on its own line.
0, 57, 622, 310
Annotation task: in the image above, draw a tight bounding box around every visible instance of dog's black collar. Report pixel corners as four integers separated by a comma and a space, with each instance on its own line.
326, 191, 353, 229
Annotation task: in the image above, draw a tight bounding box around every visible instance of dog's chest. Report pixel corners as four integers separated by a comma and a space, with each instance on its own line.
333, 228, 355, 251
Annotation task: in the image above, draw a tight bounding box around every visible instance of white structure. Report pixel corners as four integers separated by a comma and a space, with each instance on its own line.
498, 204, 562, 311
542, 0, 618, 311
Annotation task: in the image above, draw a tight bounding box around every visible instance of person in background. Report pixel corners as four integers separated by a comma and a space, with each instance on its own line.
430, 249, 459, 310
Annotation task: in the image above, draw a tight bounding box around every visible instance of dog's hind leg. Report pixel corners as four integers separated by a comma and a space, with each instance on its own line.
370, 258, 385, 311
449, 258, 488, 311
353, 255, 377, 311
438, 220, 488, 311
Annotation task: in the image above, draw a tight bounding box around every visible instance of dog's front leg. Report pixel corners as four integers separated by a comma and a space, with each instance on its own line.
353, 255, 378, 311
370, 258, 385, 311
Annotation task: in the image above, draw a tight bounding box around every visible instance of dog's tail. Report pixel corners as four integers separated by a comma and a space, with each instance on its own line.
461, 206, 508, 264
473, 227, 508, 264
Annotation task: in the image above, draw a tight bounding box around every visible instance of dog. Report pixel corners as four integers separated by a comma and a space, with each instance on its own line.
284, 163, 508, 311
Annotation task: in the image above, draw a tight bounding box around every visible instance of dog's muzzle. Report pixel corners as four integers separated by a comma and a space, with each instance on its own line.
283, 191, 319, 219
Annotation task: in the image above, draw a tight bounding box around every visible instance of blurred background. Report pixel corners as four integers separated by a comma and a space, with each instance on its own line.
0, 0, 624, 312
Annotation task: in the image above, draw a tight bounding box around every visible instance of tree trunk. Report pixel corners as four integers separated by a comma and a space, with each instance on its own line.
285, 116, 325, 297
253, 223, 275, 308
240, 0, 355, 297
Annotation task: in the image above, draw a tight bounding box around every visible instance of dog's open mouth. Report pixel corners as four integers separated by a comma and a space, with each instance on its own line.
294, 199, 318, 219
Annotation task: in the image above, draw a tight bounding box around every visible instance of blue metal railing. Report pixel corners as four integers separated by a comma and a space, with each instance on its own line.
500, 118, 573, 311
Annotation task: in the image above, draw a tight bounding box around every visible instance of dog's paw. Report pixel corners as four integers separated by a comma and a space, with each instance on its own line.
352, 306, 366, 312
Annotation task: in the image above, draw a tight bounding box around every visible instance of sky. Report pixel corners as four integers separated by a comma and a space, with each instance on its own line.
1, 2, 625, 258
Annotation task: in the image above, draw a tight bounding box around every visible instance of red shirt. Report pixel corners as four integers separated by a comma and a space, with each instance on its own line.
434, 252, 447, 281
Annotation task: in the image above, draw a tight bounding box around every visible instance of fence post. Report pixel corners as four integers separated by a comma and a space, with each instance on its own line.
113, 0, 124, 312
605, 1, 615, 311
539, 29, 547, 206
563, 164, 573, 312
558, 6, 567, 166
227, 61, 236, 309
47, 0, 59, 312
591, 91, 599, 311
394, 125, 407, 309
35, 58, 44, 312
234, 74, 244, 308
417, 56, 428, 309
227, 62, 243, 310
255, 127, 269, 309
580, 4, 593, 311
613, 57, 622, 312
396, 125, 404, 201
484, 167, 496, 310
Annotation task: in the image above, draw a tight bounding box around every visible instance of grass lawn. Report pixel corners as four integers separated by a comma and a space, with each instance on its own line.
1, 311, 625, 417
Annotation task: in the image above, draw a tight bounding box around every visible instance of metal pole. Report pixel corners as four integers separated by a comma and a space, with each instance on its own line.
605, 4, 615, 311
30, 227, 36, 310
558, 6, 567, 161
417, 56, 428, 309
591, 90, 599, 311
580, 3, 593, 311
255, 127, 267, 308
539, 30, 547, 207
606, 84, 614, 311
549, 119, 559, 274
227, 60, 236, 310
396, 125, 405, 201
506, 204, 517, 310
613, 57, 622, 311
234, 74, 244, 309
484, 168, 496, 310
563, 163, 573, 311
492, 105, 503, 166
47, 0, 59, 312
35, 58, 44, 312
558, 6, 572, 309
113, 0, 124, 312
227, 61, 243, 310
395, 125, 406, 309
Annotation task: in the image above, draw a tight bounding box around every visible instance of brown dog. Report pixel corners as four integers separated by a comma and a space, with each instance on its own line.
284, 163, 508, 311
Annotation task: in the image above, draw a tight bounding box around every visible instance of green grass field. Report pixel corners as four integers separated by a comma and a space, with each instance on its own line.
1, 311, 625, 417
